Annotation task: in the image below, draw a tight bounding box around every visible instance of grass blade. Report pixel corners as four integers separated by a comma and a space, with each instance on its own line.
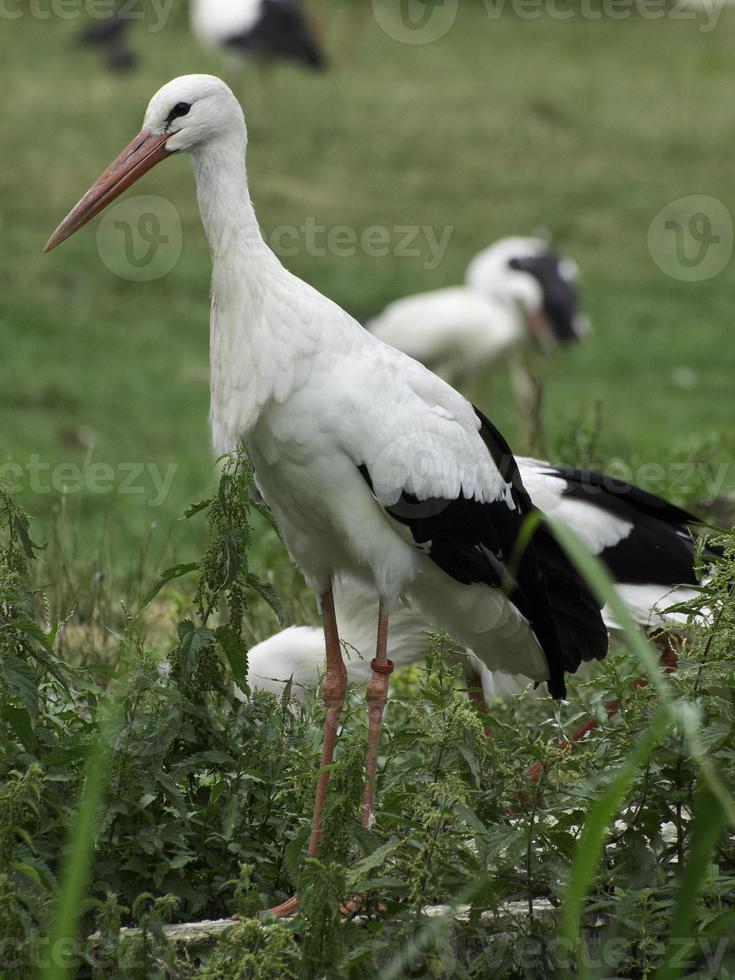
38, 705, 118, 980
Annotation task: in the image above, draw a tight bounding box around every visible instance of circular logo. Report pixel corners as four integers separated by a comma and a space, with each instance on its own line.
647, 194, 732, 282
96, 194, 182, 282
371, 0, 458, 44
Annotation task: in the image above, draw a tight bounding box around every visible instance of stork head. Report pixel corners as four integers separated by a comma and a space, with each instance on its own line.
44, 74, 244, 253
465, 236, 591, 353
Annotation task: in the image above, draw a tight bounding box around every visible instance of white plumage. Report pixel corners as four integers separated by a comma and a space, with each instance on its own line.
44, 76, 609, 909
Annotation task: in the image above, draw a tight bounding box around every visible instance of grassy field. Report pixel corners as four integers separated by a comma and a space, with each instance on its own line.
2, 6, 735, 976
2, 2, 734, 581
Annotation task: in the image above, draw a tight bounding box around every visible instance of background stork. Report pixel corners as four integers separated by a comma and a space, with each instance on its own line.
247, 462, 709, 706
45, 75, 608, 916
76, 1, 137, 72
190, 0, 326, 77
368, 236, 590, 452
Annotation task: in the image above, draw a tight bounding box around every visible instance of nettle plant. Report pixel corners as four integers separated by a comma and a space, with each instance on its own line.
0, 455, 734, 978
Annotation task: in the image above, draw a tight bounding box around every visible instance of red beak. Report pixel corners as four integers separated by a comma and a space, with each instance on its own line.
44, 130, 173, 253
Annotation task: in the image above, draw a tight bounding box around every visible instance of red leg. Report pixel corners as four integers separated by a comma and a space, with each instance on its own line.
362, 604, 394, 828
463, 662, 492, 737
267, 584, 347, 917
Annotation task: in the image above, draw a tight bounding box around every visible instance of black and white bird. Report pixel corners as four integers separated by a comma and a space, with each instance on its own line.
76, 2, 137, 72
45, 75, 606, 914
190, 0, 326, 73
368, 236, 590, 448
247, 462, 708, 703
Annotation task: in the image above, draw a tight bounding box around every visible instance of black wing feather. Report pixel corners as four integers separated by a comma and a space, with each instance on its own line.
360, 409, 608, 698
553, 467, 703, 586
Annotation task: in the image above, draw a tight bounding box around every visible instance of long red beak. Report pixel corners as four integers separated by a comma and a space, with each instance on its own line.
44, 130, 173, 253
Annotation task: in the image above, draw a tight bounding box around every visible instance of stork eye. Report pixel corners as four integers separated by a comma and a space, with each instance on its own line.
167, 102, 191, 123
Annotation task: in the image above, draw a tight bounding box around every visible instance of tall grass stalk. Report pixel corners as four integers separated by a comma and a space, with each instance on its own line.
38, 701, 120, 980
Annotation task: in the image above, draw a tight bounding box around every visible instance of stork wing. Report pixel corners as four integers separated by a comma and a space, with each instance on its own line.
517, 458, 703, 586
344, 354, 607, 697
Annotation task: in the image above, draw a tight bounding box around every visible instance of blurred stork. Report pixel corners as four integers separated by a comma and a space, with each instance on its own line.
76, 1, 137, 72
190, 0, 326, 78
368, 236, 591, 452
45, 75, 607, 916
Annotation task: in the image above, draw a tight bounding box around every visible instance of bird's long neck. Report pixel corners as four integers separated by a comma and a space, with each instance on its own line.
191, 136, 265, 266
191, 134, 287, 452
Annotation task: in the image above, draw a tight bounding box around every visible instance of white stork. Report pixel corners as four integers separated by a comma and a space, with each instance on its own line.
190, 0, 326, 73
368, 236, 591, 450
44, 75, 607, 914
247, 462, 708, 703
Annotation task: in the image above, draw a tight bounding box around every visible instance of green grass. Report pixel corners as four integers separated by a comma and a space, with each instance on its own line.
3, 10, 735, 973
2, 2, 734, 573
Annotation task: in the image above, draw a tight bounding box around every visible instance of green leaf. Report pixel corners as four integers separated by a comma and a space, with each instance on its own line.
168, 853, 195, 870
137, 793, 157, 810
346, 840, 400, 890
11, 861, 45, 888
222, 794, 239, 841
13, 513, 45, 558
0, 658, 38, 715
654, 785, 727, 980
247, 573, 286, 626
182, 498, 212, 520
251, 499, 282, 538
142, 562, 200, 607
175, 620, 214, 681
2, 704, 34, 746
216, 625, 248, 690
4, 617, 56, 655
283, 827, 310, 881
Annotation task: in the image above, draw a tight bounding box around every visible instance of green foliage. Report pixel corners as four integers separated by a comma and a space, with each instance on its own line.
2, 475, 735, 977
201, 919, 300, 980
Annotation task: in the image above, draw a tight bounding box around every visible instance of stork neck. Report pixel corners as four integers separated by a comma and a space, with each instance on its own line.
190, 132, 292, 453
190, 135, 274, 276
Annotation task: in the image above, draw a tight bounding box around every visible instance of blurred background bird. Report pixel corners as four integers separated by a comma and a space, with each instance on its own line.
76, 1, 137, 72
368, 236, 590, 453
190, 0, 326, 77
